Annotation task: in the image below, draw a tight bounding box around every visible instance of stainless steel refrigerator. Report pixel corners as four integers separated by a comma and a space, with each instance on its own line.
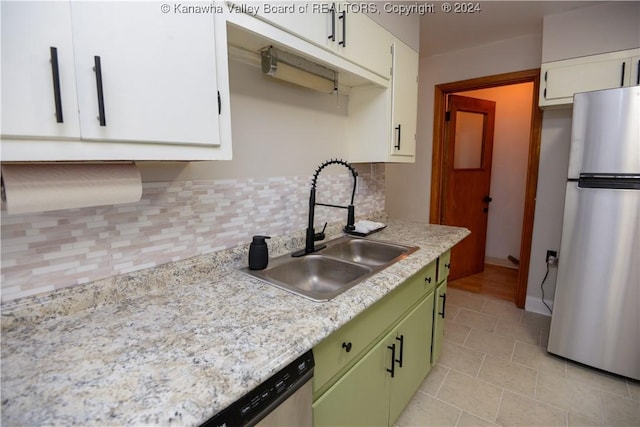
548, 86, 639, 380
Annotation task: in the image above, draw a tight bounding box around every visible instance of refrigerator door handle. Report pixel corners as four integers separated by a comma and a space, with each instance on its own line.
578, 175, 640, 190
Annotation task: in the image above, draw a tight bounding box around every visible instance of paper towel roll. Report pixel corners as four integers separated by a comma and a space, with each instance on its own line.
1, 163, 142, 214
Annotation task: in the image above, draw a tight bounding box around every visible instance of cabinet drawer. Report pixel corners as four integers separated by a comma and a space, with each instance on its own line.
313, 261, 435, 396
437, 250, 451, 284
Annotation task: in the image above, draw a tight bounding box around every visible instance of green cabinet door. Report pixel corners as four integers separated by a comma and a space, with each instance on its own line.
388, 293, 434, 424
313, 327, 393, 427
431, 281, 447, 365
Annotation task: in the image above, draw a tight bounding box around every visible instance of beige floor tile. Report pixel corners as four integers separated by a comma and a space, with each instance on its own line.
496, 390, 566, 427
395, 392, 461, 427
444, 320, 471, 345
536, 371, 603, 423
453, 308, 498, 333
437, 370, 503, 422
566, 361, 632, 398
512, 341, 566, 377
494, 317, 540, 345
445, 302, 462, 320
447, 288, 486, 311
420, 364, 449, 397
539, 325, 550, 348
481, 300, 523, 321
521, 311, 551, 331
457, 411, 499, 427
464, 329, 515, 361
567, 411, 603, 427
600, 390, 640, 427
629, 380, 640, 401
478, 355, 537, 398
439, 341, 486, 377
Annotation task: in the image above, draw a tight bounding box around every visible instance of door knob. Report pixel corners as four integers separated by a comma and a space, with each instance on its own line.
483, 196, 493, 203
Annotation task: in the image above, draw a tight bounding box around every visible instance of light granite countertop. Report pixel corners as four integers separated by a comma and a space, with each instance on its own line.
1, 220, 469, 426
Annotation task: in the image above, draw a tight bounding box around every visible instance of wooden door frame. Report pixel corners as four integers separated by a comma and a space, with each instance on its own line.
429, 69, 542, 309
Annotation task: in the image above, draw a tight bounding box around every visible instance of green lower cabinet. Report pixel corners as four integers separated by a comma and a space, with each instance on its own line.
313, 325, 391, 427
431, 280, 447, 365
313, 293, 434, 426
388, 292, 434, 423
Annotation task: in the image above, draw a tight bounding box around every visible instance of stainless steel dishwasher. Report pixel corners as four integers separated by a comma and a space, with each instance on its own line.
202, 350, 314, 427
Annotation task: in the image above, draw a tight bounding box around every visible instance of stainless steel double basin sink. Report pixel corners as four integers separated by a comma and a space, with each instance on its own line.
241, 235, 419, 301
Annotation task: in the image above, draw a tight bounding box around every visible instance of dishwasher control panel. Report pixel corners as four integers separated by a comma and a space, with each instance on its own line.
202, 350, 314, 427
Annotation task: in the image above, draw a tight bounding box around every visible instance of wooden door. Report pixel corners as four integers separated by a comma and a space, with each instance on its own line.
442, 95, 496, 280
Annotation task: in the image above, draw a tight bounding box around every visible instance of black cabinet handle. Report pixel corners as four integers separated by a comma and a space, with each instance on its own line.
445, 263, 451, 269
620, 62, 626, 87
439, 293, 447, 318
386, 343, 396, 378
341, 342, 352, 353
217, 91, 221, 115
394, 124, 402, 150
93, 56, 106, 126
395, 335, 404, 368
425, 276, 432, 284
636, 59, 640, 85
483, 196, 493, 203
50, 47, 64, 123
338, 10, 346, 46
328, 3, 336, 41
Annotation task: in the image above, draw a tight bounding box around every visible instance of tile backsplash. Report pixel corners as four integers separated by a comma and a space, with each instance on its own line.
1, 167, 385, 302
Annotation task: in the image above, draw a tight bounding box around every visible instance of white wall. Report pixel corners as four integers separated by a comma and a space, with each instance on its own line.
460, 84, 533, 268
525, 108, 572, 314
542, 1, 640, 62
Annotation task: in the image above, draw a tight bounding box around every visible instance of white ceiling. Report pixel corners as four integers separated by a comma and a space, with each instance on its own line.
419, 1, 602, 56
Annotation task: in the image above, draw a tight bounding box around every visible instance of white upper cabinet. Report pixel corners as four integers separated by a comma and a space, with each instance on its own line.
253, 1, 391, 79
70, 2, 219, 146
389, 39, 418, 160
253, 1, 333, 49
1, 2, 81, 139
346, 37, 418, 163
540, 48, 640, 108
341, 10, 392, 80
1, 1, 232, 161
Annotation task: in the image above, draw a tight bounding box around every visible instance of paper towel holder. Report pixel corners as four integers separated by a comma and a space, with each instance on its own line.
1, 162, 143, 215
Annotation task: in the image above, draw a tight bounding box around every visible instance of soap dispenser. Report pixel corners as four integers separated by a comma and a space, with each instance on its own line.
249, 235, 270, 270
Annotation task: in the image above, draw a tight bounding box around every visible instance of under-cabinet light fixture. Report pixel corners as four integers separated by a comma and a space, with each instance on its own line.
260, 46, 337, 94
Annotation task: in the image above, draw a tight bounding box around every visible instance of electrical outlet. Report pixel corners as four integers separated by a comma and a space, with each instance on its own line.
546, 250, 558, 265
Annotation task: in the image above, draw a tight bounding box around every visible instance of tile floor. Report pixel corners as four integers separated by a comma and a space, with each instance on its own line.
395, 287, 640, 427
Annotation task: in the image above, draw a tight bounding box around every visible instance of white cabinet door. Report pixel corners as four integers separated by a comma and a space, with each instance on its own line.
345, 38, 417, 163
544, 58, 628, 101
539, 49, 640, 108
70, 1, 221, 147
253, 1, 391, 79
255, 1, 334, 50
339, 11, 391, 79
389, 39, 418, 161
1, 1, 81, 139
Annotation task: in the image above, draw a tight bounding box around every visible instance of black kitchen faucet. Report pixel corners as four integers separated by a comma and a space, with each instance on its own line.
292, 159, 357, 257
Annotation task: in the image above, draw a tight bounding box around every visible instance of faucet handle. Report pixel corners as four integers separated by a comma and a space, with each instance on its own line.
314, 222, 327, 241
